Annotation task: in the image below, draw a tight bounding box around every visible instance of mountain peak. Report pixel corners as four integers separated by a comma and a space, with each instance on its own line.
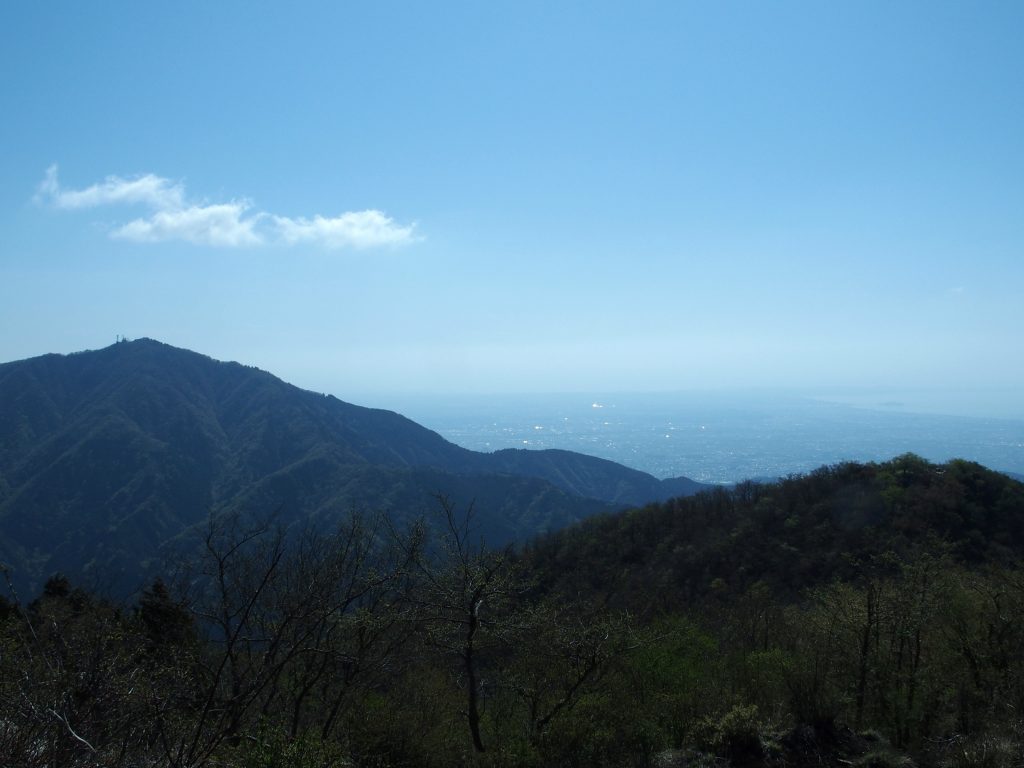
0, 341, 704, 595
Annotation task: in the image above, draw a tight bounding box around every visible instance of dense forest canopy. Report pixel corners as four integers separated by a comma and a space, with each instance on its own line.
526, 453, 1024, 610
2, 454, 1023, 767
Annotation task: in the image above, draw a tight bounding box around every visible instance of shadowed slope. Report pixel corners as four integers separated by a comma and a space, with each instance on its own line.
0, 339, 702, 594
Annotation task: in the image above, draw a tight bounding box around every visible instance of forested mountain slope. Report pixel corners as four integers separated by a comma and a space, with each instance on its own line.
0, 339, 704, 593
526, 453, 1024, 611
4, 454, 1023, 768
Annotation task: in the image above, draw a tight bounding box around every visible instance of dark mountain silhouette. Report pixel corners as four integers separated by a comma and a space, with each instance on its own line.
487, 448, 703, 504
0, 339, 706, 595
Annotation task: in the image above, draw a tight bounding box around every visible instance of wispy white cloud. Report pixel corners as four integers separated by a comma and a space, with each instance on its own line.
272, 211, 417, 249
36, 165, 418, 250
113, 203, 262, 247
38, 165, 185, 211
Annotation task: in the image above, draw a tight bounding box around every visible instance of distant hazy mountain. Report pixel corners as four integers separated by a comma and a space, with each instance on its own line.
0, 339, 706, 595
487, 448, 704, 503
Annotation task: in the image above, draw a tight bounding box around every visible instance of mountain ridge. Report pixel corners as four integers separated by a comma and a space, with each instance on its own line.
0, 338, 706, 594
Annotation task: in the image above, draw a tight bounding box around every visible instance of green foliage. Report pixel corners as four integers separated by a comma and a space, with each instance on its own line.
527, 455, 1024, 613
1, 458, 1022, 767
694, 704, 768, 765
221, 725, 347, 768
623, 616, 721, 745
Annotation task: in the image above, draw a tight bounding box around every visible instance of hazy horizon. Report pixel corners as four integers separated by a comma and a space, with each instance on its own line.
366, 388, 1024, 423
2, 3, 1022, 405
3, 338, 1023, 424
360, 389, 1024, 482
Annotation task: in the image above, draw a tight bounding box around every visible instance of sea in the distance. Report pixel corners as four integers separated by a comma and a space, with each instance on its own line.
367, 390, 1024, 485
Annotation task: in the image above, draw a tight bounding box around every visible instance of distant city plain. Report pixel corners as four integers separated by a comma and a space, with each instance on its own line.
378, 391, 1024, 484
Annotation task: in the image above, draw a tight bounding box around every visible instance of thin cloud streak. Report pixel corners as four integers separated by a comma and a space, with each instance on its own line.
37, 165, 185, 211
273, 211, 418, 249
37, 165, 418, 250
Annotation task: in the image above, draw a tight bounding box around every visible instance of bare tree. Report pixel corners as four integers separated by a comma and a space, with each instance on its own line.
402, 496, 525, 753
158, 509, 418, 767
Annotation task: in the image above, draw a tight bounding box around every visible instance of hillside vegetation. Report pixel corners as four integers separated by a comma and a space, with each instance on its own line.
2, 455, 1022, 767
526, 452, 1024, 609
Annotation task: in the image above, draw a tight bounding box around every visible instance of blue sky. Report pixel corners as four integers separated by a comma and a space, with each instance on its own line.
1, 1, 1022, 406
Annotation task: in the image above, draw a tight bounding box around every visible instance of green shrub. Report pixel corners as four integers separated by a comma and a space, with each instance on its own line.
694, 704, 766, 766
